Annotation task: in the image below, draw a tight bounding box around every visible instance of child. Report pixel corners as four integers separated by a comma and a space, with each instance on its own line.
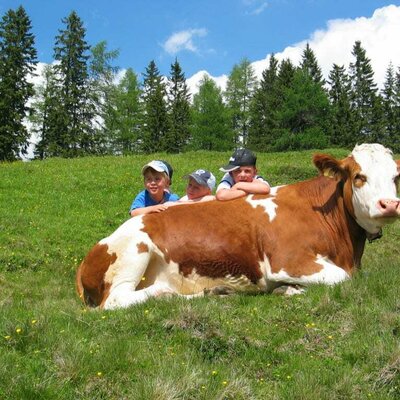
216, 148, 270, 201
180, 169, 216, 202
159, 159, 174, 191
129, 160, 179, 217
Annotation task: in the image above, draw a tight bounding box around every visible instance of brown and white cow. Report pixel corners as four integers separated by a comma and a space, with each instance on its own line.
76, 144, 400, 309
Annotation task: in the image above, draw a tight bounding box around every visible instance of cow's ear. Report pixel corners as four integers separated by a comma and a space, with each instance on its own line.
313, 153, 347, 179
396, 159, 400, 173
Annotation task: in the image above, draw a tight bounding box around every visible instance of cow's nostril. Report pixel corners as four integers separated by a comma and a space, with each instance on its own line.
378, 199, 400, 214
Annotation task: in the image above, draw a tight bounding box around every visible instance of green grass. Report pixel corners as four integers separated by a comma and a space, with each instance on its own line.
1, 149, 399, 399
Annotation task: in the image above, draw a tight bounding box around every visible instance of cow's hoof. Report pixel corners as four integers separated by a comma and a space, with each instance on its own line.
204, 286, 235, 296
272, 285, 305, 296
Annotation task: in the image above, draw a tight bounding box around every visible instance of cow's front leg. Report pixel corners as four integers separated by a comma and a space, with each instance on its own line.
103, 282, 175, 309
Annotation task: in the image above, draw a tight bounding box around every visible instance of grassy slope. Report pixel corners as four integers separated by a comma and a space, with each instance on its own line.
0, 149, 399, 400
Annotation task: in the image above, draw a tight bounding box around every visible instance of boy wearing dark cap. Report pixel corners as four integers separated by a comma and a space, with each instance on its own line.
216, 148, 270, 201
129, 160, 179, 217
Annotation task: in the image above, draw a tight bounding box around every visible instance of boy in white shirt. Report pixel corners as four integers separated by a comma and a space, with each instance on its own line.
216, 148, 270, 201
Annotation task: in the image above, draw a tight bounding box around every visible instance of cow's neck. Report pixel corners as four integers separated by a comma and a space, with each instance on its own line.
310, 177, 366, 271
337, 180, 367, 269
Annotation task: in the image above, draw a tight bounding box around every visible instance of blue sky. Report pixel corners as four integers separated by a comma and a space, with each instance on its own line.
2, 1, 400, 87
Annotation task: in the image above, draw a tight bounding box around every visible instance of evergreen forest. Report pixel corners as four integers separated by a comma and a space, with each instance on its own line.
1, 6, 400, 162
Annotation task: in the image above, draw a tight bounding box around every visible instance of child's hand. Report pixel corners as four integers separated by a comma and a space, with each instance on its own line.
151, 204, 169, 213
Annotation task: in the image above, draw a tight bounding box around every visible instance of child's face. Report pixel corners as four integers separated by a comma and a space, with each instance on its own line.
230, 166, 257, 183
144, 170, 168, 200
186, 177, 211, 200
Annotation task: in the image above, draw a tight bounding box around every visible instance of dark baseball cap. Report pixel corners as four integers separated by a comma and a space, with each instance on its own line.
220, 148, 257, 172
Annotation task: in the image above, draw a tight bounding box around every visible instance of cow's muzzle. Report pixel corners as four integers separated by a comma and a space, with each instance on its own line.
376, 198, 400, 218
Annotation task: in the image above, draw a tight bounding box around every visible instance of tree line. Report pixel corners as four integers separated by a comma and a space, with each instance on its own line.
1, 6, 400, 162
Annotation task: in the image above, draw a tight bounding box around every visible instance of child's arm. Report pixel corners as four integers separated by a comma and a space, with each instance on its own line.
130, 204, 169, 217
215, 188, 247, 201
216, 180, 270, 201
164, 195, 216, 207
233, 180, 270, 195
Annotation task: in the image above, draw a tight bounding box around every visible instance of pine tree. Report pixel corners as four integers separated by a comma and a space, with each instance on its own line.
381, 63, 398, 148
327, 64, 354, 146
165, 59, 191, 153
0, 6, 37, 161
224, 58, 258, 146
113, 68, 143, 154
392, 67, 400, 151
349, 41, 379, 143
248, 54, 280, 150
191, 74, 232, 151
300, 43, 324, 85
31, 64, 63, 159
52, 11, 93, 156
369, 93, 386, 143
275, 68, 331, 151
141, 60, 169, 153
271, 59, 295, 150
89, 40, 120, 153
277, 58, 296, 90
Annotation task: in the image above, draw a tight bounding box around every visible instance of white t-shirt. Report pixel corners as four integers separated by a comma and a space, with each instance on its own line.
216, 173, 269, 192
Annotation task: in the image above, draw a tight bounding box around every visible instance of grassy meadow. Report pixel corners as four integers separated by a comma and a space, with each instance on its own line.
1, 149, 399, 399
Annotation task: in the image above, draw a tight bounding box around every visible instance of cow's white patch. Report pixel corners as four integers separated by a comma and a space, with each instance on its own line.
264, 254, 349, 286
101, 216, 153, 287
247, 195, 278, 221
351, 143, 399, 233
312, 255, 350, 284
269, 185, 285, 196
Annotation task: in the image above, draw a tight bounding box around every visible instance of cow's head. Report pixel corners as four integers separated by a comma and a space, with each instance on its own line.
313, 143, 400, 234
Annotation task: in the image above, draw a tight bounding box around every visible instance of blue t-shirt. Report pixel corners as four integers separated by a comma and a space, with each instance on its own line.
129, 190, 179, 212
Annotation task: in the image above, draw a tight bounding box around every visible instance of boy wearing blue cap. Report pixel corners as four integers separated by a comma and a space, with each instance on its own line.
180, 169, 216, 202
129, 160, 179, 217
216, 148, 270, 201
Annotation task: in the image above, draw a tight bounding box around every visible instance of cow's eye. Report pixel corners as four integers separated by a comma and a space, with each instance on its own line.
354, 174, 367, 185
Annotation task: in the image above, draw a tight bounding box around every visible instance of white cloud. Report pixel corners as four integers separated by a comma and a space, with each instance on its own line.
186, 70, 228, 98
189, 5, 400, 95
245, 1, 269, 16
251, 5, 400, 88
162, 28, 207, 55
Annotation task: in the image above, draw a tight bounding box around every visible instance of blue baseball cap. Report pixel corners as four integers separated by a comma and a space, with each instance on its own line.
184, 169, 216, 191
